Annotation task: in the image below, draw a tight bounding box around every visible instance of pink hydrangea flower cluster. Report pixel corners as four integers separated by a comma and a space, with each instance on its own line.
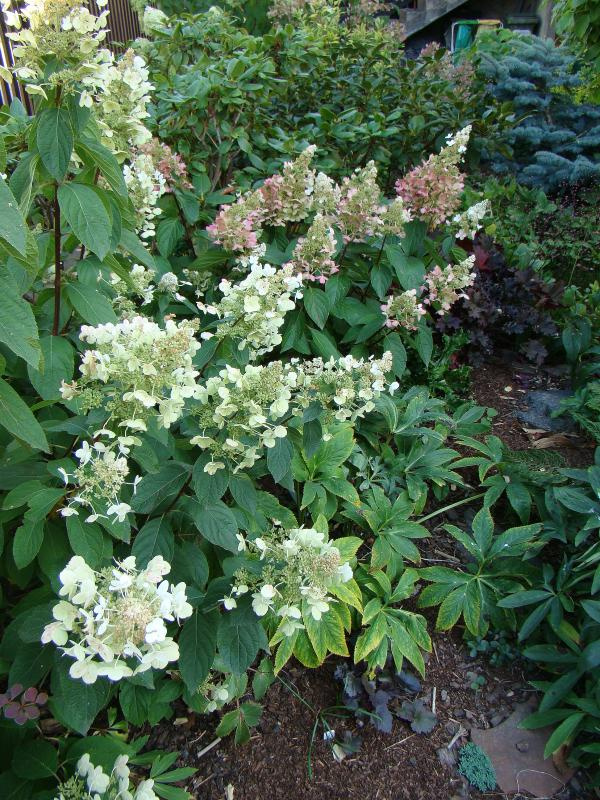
336, 161, 385, 243
422, 254, 476, 315
291, 213, 338, 284
380, 289, 426, 330
259, 145, 316, 226
206, 195, 264, 252
138, 138, 192, 193
395, 126, 471, 228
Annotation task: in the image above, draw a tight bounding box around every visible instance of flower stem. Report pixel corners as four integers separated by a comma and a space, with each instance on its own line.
52, 182, 61, 336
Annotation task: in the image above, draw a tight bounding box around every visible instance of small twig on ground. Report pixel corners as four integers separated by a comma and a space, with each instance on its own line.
385, 733, 415, 751
197, 738, 221, 759
447, 725, 467, 749
432, 687, 437, 715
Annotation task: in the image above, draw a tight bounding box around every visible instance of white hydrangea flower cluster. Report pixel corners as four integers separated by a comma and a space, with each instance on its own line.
82, 48, 154, 153
380, 196, 412, 236
452, 199, 490, 240
190, 362, 298, 473
293, 351, 394, 422
335, 160, 386, 243
198, 257, 303, 356
440, 125, 472, 166
123, 152, 167, 239
42, 555, 192, 685
291, 213, 338, 284
1, 0, 109, 96
61, 316, 201, 432
58, 439, 135, 523
223, 527, 353, 636
54, 753, 158, 800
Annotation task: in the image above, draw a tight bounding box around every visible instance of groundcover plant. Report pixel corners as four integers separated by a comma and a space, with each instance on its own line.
1, 0, 600, 795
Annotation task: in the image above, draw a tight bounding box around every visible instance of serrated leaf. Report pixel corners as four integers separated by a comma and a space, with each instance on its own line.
178, 609, 219, 693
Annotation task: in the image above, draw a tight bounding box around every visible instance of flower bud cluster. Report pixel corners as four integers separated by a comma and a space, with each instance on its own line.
224, 526, 353, 637
54, 753, 158, 800
293, 351, 394, 422
123, 152, 167, 239
422, 254, 477, 315
82, 49, 153, 152
42, 555, 192, 685
258, 145, 317, 225
381, 289, 426, 331
335, 161, 385, 243
198, 258, 303, 356
206, 194, 264, 253
291, 213, 338, 283
452, 200, 490, 240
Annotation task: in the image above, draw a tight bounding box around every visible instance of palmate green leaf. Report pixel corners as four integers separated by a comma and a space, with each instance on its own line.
329, 578, 363, 612
436, 584, 468, 631
36, 107, 73, 182
0, 175, 27, 255
353, 612, 388, 663
178, 609, 219, 692
302, 603, 348, 662
27, 335, 74, 400
57, 183, 112, 259
387, 616, 425, 677
0, 282, 41, 369
0, 378, 49, 452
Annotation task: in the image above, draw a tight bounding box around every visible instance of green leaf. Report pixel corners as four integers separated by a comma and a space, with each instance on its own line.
0, 175, 27, 255
310, 328, 341, 360
506, 482, 531, 523
303, 287, 330, 329
436, 585, 467, 630
252, 657, 275, 700
28, 335, 74, 400
192, 455, 229, 504
414, 324, 433, 367
0, 379, 50, 451
303, 604, 348, 661
49, 656, 111, 734
76, 136, 127, 196
156, 218, 185, 257
13, 519, 44, 569
218, 605, 268, 673
191, 500, 239, 552
385, 246, 425, 290
131, 462, 190, 514
353, 613, 388, 663
132, 517, 175, 568
0, 283, 41, 369
65, 282, 117, 325
66, 516, 109, 568
36, 108, 73, 182
58, 183, 112, 259
118, 682, 150, 726
543, 713, 584, 759
267, 437, 293, 484
384, 332, 407, 378
12, 740, 57, 780
229, 473, 257, 512
119, 228, 155, 269
178, 609, 219, 692
321, 476, 360, 505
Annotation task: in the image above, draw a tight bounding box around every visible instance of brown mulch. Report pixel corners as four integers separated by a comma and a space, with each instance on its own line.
149, 628, 536, 800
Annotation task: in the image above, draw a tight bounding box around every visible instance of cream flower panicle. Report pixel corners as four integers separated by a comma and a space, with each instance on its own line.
42, 555, 192, 685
